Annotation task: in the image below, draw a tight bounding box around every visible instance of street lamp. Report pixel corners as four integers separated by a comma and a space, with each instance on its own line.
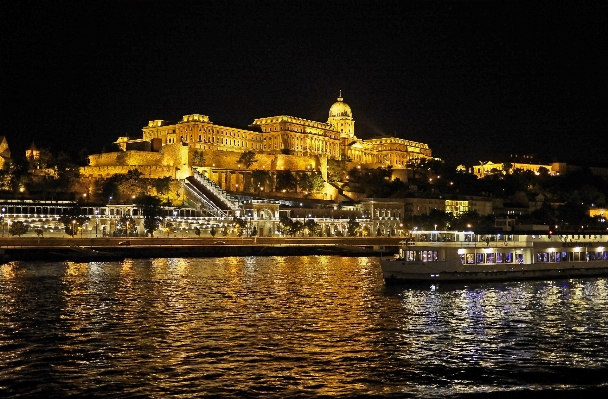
95, 209, 99, 237
173, 210, 177, 236
72, 220, 76, 238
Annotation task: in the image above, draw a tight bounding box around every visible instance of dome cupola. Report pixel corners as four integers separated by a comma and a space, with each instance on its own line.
327, 90, 355, 138
328, 90, 352, 118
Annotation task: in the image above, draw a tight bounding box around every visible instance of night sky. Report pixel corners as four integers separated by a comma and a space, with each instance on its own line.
3, 0, 607, 166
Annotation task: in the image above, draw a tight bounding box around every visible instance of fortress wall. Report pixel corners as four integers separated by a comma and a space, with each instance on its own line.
80, 165, 175, 179
199, 150, 322, 172
161, 143, 189, 168
89, 151, 164, 167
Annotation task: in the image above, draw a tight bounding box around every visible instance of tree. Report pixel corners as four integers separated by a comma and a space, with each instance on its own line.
237, 151, 257, 169
347, 219, 360, 237
114, 216, 136, 237
232, 217, 246, 237
135, 194, 164, 237
279, 215, 302, 236
162, 221, 175, 237
298, 172, 325, 193
54, 151, 80, 194
153, 177, 172, 197
304, 219, 322, 237
251, 170, 271, 192
327, 159, 347, 182
9, 221, 28, 237
58, 201, 89, 237
276, 170, 297, 192
78, 148, 90, 166
192, 150, 205, 166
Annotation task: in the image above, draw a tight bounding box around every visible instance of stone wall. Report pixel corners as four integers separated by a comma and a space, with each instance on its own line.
198, 150, 322, 172
80, 165, 176, 179
88, 151, 164, 167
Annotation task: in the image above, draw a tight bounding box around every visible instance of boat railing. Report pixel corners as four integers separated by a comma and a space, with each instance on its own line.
399, 240, 525, 248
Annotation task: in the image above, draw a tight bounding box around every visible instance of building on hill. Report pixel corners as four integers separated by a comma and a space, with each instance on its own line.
90, 93, 432, 173
25, 142, 40, 161
0, 136, 10, 164
473, 160, 608, 180
82, 94, 434, 202
473, 161, 563, 178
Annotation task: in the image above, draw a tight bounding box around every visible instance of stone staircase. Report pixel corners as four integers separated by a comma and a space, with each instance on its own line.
184, 170, 240, 217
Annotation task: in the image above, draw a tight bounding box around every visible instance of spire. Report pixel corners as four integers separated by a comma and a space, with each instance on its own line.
337, 90, 343, 102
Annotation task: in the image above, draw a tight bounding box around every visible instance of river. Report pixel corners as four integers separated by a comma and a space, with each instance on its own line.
1, 256, 608, 398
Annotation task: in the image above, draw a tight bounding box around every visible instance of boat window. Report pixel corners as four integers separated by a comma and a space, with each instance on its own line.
486, 253, 495, 263
460, 254, 465, 265
496, 253, 503, 263
556, 252, 562, 262
515, 254, 524, 264
476, 253, 485, 264
505, 253, 513, 263
466, 254, 475, 264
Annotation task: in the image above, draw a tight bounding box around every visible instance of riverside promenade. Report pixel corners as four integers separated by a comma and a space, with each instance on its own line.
0, 237, 403, 262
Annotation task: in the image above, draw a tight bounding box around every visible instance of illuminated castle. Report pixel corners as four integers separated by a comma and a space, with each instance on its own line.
84, 93, 433, 186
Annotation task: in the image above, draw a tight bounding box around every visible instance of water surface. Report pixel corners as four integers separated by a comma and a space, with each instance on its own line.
1, 256, 608, 398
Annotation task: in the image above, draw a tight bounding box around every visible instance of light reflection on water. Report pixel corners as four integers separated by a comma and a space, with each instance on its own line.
1, 257, 608, 398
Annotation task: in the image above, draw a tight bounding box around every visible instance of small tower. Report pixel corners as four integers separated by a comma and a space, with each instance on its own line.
25, 142, 40, 160
327, 91, 355, 138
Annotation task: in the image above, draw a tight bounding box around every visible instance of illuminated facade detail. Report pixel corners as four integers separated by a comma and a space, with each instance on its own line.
25, 142, 40, 160
328, 90, 355, 139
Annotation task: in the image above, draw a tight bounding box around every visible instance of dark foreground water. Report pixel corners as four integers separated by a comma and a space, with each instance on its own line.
1, 256, 608, 398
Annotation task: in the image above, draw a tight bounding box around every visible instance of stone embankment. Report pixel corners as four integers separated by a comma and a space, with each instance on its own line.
0, 237, 402, 262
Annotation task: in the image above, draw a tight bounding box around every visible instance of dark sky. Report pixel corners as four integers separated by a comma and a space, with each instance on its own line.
3, 0, 607, 166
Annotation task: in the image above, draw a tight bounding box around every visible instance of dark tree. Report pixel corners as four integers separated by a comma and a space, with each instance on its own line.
9, 221, 28, 237
135, 194, 164, 237
58, 201, 89, 237
276, 170, 297, 192
237, 151, 258, 169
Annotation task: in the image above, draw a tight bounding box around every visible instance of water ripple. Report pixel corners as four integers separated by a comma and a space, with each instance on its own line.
1, 257, 608, 398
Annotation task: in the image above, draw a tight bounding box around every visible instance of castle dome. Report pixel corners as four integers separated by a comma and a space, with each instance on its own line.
328, 91, 352, 119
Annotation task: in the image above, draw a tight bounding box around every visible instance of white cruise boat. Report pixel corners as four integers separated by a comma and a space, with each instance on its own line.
380, 230, 608, 283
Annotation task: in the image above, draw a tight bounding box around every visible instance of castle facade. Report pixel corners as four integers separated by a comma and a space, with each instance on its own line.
126, 93, 430, 165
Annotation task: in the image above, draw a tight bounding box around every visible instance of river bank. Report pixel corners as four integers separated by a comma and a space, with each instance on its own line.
0, 237, 402, 262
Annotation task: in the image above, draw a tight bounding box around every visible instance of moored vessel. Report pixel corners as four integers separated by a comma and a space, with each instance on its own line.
380, 230, 608, 283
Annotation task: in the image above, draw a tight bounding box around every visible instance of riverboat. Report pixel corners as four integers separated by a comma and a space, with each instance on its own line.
380, 230, 608, 283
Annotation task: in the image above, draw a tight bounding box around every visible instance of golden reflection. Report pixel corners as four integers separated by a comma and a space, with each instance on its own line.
120, 259, 134, 276
0, 262, 17, 279
65, 261, 90, 276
